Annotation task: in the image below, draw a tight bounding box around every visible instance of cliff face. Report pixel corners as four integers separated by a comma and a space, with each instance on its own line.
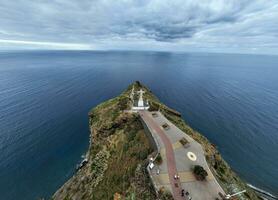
53, 81, 260, 200
53, 83, 157, 200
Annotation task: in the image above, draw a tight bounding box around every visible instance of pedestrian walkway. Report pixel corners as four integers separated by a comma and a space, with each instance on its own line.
139, 111, 225, 200
140, 111, 184, 200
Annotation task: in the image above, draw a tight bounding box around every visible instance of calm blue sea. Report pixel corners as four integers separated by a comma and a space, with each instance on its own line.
0, 51, 277, 199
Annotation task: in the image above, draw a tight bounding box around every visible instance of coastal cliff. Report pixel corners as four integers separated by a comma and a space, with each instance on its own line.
53, 81, 260, 200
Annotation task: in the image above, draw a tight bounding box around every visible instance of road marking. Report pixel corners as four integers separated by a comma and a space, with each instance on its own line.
179, 171, 214, 183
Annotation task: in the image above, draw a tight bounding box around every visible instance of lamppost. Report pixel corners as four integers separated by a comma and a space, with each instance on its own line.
225, 190, 246, 199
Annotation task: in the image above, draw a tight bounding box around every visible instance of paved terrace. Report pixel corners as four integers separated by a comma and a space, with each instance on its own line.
139, 111, 225, 200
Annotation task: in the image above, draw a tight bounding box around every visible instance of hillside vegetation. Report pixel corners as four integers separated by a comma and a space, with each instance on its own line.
53, 81, 260, 200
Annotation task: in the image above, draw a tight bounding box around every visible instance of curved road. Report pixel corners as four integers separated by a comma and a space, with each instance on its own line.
140, 111, 184, 200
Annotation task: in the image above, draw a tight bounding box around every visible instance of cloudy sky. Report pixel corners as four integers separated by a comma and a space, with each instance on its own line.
0, 0, 278, 54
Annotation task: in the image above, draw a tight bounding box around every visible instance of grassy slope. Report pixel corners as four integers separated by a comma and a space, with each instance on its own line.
53, 81, 260, 200
53, 83, 156, 200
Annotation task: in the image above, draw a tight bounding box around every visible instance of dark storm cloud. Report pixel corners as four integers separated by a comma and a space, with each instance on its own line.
0, 0, 278, 53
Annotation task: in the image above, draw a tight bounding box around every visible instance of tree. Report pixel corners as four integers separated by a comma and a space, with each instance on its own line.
193, 165, 208, 181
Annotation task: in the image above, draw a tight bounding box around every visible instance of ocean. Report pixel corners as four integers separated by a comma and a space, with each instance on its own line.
0, 50, 277, 199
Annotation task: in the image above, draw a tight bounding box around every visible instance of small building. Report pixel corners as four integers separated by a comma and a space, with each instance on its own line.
149, 162, 155, 170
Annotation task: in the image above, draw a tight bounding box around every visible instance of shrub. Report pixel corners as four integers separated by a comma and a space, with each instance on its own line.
162, 123, 170, 130
179, 137, 189, 146
127, 130, 136, 142
136, 149, 149, 160
155, 153, 162, 165
118, 96, 129, 110
123, 143, 129, 152
158, 188, 174, 200
148, 101, 160, 111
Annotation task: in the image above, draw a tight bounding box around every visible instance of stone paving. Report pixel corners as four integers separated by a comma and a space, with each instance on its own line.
140, 111, 225, 200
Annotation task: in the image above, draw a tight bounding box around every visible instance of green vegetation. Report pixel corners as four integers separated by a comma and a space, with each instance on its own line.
155, 153, 163, 165
53, 81, 260, 200
179, 137, 189, 146
53, 82, 156, 200
158, 189, 175, 200
193, 165, 208, 181
162, 123, 170, 130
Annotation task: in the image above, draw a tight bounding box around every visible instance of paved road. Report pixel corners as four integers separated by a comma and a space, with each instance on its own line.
140, 111, 184, 200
